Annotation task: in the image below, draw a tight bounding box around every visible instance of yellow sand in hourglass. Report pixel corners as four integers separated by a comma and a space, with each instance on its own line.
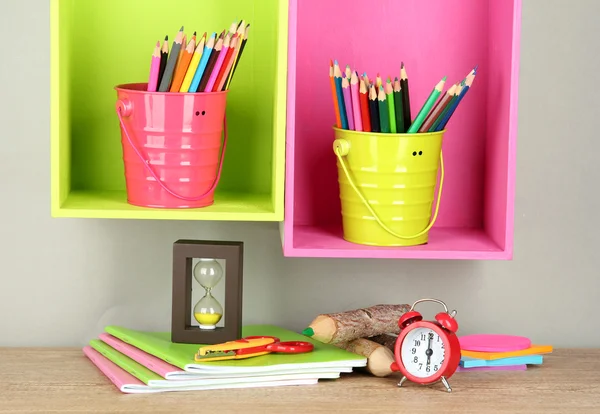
193, 258, 224, 330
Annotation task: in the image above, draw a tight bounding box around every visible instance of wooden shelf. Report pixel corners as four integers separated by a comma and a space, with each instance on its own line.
51, 0, 288, 221
0, 348, 597, 413
281, 0, 522, 259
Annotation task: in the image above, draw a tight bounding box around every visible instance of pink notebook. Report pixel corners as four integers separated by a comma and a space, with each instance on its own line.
83, 346, 318, 394
456, 364, 527, 372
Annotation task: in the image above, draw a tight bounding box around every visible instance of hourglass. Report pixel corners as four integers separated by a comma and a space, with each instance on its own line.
171, 239, 244, 344
193, 259, 224, 330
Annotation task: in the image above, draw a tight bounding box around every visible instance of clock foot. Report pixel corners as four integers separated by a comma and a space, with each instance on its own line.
441, 376, 452, 393
397, 376, 407, 388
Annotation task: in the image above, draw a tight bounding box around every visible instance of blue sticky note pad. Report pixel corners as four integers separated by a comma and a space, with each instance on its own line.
460, 355, 543, 368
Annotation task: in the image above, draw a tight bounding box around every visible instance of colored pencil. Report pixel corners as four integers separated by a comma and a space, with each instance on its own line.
158, 26, 184, 92
147, 41, 161, 92
436, 72, 476, 130
400, 62, 412, 130
350, 71, 363, 131
204, 33, 231, 92
214, 34, 238, 91
189, 33, 215, 92
430, 84, 461, 132
377, 85, 390, 133
329, 61, 342, 128
359, 79, 371, 132
419, 83, 457, 132
170, 36, 195, 92
369, 84, 380, 133
157, 35, 169, 88
392, 78, 404, 133
198, 32, 224, 92
227, 24, 250, 89
407, 76, 447, 133
363, 73, 370, 88
375, 74, 382, 90
224, 22, 247, 90
334, 61, 348, 129
228, 20, 239, 35
342, 75, 355, 131
345, 65, 352, 81
384, 79, 396, 133
174, 33, 187, 77
180, 33, 206, 92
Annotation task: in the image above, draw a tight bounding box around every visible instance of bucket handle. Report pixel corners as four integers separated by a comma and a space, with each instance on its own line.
116, 103, 227, 202
333, 139, 444, 240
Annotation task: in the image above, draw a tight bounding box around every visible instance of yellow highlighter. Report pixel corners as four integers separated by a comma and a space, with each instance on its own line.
195, 335, 314, 362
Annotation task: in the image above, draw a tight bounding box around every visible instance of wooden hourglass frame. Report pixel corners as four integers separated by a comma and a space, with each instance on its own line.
171, 240, 244, 344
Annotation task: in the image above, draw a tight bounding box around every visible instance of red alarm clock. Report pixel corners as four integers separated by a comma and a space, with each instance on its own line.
391, 298, 461, 392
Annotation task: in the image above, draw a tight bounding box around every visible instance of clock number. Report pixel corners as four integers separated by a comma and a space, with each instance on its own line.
411, 348, 416, 354
434, 365, 439, 371
441, 342, 445, 349
414, 340, 421, 346
426, 366, 431, 373
418, 363, 423, 370
413, 356, 418, 363
437, 335, 440, 342
421, 333, 427, 341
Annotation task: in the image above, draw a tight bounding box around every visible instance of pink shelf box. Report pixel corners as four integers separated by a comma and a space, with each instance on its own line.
281, 0, 522, 260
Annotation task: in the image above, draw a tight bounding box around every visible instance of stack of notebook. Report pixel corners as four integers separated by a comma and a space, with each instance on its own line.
457, 334, 553, 372
84, 325, 367, 393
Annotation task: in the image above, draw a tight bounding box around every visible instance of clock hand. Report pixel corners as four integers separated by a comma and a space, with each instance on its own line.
426, 334, 433, 365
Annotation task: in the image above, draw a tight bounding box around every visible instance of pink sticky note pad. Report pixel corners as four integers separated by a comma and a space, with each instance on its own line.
459, 334, 531, 352
457, 364, 526, 372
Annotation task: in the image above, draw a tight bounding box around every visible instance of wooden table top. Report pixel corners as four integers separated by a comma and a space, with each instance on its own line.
1, 348, 598, 413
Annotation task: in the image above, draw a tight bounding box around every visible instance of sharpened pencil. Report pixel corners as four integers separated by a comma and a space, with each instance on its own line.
334, 61, 348, 129
419, 83, 457, 132
400, 62, 412, 130
170, 36, 195, 92
369, 84, 380, 133
350, 71, 362, 131
227, 24, 249, 88
157, 35, 169, 88
180, 33, 206, 92
436, 72, 476, 130
147, 41, 161, 92
392, 78, 404, 132
204, 33, 231, 91
378, 85, 390, 133
407, 76, 447, 133
198, 31, 224, 92
189, 33, 215, 92
384, 79, 396, 133
329, 61, 342, 128
359, 79, 371, 132
158, 26, 184, 92
342, 75, 355, 130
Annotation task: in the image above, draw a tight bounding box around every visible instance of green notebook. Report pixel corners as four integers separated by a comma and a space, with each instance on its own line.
89, 339, 341, 389
105, 324, 367, 373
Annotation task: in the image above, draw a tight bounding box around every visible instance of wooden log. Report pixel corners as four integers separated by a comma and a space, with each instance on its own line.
336, 338, 397, 377
369, 333, 399, 351
302, 304, 410, 344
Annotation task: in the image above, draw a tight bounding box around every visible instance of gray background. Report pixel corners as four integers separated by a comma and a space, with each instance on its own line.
1, 0, 598, 347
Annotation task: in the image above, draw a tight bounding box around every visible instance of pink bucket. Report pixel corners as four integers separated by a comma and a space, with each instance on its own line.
114, 83, 228, 208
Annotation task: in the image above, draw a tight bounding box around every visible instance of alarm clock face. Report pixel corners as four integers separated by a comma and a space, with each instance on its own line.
401, 327, 447, 378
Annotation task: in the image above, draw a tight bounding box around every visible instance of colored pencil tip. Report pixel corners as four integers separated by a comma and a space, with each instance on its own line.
474, 64, 478, 73
401, 61, 405, 68
442, 76, 447, 81
193, 31, 197, 35
180, 26, 184, 31
302, 328, 314, 337
334, 60, 339, 65
164, 35, 168, 40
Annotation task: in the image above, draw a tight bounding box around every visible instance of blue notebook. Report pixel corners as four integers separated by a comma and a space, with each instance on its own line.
460, 355, 543, 368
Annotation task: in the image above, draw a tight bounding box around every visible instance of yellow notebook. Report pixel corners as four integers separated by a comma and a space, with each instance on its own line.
461, 344, 553, 360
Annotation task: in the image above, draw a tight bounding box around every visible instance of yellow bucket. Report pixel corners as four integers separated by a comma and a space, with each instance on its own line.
333, 127, 445, 247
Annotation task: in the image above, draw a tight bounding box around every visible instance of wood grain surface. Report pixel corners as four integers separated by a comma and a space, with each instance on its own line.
0, 348, 598, 413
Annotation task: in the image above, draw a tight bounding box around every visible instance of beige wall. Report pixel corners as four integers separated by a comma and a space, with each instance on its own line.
1, 0, 598, 347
